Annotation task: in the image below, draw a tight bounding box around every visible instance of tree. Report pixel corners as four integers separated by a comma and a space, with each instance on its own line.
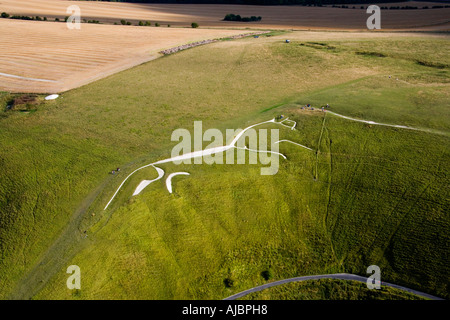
1, 12, 10, 18
191, 22, 199, 28
261, 269, 273, 281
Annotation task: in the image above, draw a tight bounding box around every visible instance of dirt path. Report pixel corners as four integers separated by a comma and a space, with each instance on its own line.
7, 177, 112, 300
327, 110, 449, 136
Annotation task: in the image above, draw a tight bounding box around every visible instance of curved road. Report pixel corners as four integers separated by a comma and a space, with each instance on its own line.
223, 273, 444, 300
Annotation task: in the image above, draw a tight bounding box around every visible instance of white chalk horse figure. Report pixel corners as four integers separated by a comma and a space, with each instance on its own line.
103, 117, 313, 210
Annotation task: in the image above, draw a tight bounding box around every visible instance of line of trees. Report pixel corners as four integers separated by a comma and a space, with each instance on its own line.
224, 14, 262, 22
1, 13, 49, 21
0, 13, 105, 23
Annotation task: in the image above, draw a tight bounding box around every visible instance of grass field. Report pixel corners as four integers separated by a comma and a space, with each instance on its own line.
1, 0, 449, 30
0, 30, 448, 300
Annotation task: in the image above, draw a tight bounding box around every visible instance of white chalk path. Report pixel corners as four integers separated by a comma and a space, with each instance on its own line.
327, 110, 450, 136
104, 118, 277, 210
235, 146, 287, 160
0, 72, 58, 83
275, 139, 314, 151
166, 172, 190, 194
133, 166, 165, 196
327, 110, 421, 131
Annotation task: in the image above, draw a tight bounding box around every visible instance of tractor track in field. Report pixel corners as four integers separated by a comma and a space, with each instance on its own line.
6, 177, 111, 300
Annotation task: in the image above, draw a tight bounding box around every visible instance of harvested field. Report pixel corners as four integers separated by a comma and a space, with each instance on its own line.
1, 0, 449, 30
1, 1, 449, 93
0, 19, 251, 93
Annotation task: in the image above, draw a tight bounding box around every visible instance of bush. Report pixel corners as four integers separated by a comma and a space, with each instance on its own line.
223, 277, 235, 288
1, 12, 10, 18
167, 24, 170, 27
138, 21, 144, 26
155, 22, 160, 27
120, 19, 126, 25
261, 269, 273, 281
191, 22, 199, 28
224, 13, 236, 21
55, 18, 60, 22
145, 21, 151, 26
10, 15, 34, 20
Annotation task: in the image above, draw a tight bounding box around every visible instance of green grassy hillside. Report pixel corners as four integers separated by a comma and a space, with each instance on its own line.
0, 31, 448, 299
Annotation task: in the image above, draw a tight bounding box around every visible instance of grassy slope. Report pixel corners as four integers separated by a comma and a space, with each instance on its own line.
0, 32, 448, 299
239, 279, 425, 300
